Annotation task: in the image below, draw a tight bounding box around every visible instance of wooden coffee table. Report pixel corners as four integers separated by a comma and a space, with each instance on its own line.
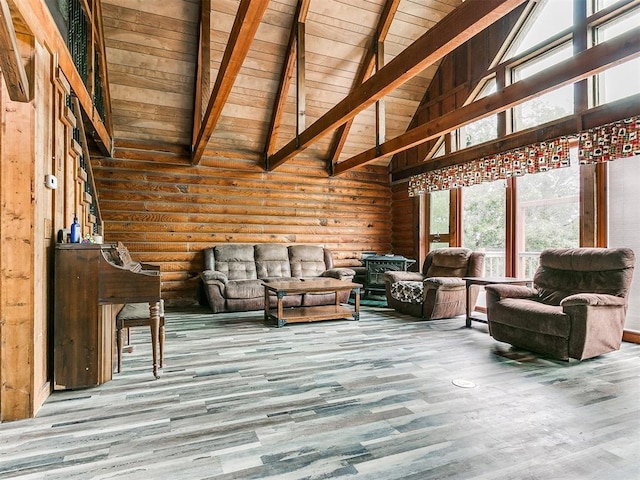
263, 278, 362, 328
463, 276, 532, 328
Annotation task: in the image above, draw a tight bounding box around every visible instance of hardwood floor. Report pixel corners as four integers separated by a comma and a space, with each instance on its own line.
1, 306, 638, 479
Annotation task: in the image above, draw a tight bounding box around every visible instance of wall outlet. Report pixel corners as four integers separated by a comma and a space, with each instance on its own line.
45, 174, 57, 189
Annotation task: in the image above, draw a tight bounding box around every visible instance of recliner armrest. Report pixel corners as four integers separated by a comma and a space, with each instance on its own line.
485, 284, 537, 301
560, 293, 626, 307
423, 277, 465, 289
384, 271, 424, 283
201, 270, 228, 285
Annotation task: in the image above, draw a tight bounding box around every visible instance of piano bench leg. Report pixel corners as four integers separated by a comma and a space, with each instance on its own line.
115, 300, 164, 378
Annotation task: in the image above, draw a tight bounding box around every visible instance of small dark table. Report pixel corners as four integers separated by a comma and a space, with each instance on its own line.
463, 276, 532, 328
363, 255, 415, 297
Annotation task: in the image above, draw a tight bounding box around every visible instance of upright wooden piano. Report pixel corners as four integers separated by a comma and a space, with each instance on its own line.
54, 242, 161, 389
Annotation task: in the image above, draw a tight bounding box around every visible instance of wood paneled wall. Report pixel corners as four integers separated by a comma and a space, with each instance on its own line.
0, 31, 93, 420
92, 150, 392, 305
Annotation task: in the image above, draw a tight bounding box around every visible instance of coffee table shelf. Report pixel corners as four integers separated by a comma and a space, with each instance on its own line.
270, 305, 356, 324
263, 279, 361, 328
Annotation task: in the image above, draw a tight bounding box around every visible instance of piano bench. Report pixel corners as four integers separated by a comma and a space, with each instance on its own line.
116, 300, 165, 378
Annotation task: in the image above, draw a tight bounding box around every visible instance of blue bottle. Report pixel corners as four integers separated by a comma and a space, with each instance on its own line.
70, 214, 80, 243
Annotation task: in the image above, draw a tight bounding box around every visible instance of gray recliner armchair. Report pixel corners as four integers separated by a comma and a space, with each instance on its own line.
486, 247, 635, 361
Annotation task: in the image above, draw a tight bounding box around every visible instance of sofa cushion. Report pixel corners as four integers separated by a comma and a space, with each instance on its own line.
426, 248, 471, 278
255, 244, 291, 279
214, 244, 257, 280
225, 279, 264, 299
289, 245, 327, 277
390, 281, 424, 304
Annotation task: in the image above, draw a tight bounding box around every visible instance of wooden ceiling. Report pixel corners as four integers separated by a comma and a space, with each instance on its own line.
101, 0, 463, 167
101, 0, 533, 170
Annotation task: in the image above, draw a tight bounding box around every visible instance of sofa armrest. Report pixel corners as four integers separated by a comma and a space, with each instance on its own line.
322, 268, 356, 281
423, 277, 465, 290
384, 271, 424, 283
560, 293, 627, 308
201, 270, 228, 284
200, 270, 228, 313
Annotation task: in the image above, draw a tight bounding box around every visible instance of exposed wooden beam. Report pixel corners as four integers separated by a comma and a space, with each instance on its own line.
267, 0, 526, 171
327, 0, 399, 167
10, 0, 111, 155
296, 21, 306, 137
375, 40, 385, 149
335, 27, 640, 175
0, 0, 30, 102
192, 0, 269, 166
392, 93, 640, 182
192, 0, 211, 147
264, 0, 310, 158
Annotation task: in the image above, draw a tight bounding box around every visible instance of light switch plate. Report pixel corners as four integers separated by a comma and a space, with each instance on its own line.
45, 174, 57, 189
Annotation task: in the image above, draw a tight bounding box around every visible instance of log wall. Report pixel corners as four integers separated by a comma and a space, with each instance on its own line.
92, 150, 392, 305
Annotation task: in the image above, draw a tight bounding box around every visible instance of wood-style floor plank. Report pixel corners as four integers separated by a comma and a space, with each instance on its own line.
0, 306, 638, 479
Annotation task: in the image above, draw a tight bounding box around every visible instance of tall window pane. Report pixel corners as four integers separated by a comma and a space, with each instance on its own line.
515, 155, 580, 277
608, 156, 640, 332
594, 8, 640, 105
511, 44, 574, 131
429, 190, 450, 249
462, 181, 506, 276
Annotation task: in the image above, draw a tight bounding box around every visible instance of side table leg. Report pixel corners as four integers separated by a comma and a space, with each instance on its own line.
353, 287, 360, 321
465, 282, 472, 328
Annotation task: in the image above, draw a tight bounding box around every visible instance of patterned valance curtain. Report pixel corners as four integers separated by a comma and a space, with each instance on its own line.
408, 115, 639, 196
578, 116, 639, 164
408, 137, 571, 196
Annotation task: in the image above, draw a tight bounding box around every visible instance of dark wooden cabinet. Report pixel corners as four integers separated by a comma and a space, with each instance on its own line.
54, 243, 161, 389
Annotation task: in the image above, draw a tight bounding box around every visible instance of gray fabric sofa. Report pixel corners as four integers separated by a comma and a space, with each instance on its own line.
200, 244, 356, 313
486, 247, 635, 361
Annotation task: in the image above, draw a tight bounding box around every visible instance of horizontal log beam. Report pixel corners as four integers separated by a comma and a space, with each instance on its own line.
335, 27, 640, 175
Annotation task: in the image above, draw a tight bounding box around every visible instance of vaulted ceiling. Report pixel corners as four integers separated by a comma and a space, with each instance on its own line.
101, 0, 518, 170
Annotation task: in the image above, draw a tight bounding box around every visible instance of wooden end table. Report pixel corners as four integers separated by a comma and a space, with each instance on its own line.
463, 276, 532, 328
263, 278, 362, 328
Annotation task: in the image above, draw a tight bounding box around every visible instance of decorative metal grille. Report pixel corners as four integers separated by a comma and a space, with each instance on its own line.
66, 0, 88, 86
